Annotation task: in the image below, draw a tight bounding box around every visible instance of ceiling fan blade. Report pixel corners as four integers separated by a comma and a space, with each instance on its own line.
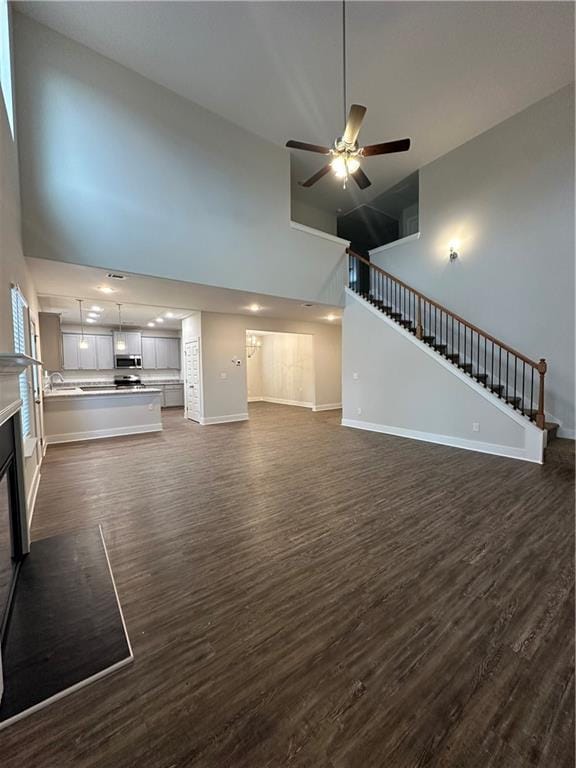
342, 104, 367, 146
361, 138, 411, 157
352, 167, 372, 190
286, 140, 331, 155
299, 164, 332, 188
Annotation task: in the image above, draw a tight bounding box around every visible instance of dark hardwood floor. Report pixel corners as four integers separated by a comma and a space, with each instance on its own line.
0, 404, 573, 767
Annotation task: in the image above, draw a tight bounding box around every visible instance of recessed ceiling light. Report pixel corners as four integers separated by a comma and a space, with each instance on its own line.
106, 273, 127, 280
91, 305, 103, 312
326, 314, 337, 322
86, 317, 96, 324
165, 312, 174, 318
155, 317, 164, 323
249, 303, 261, 312
301, 303, 315, 308
88, 312, 100, 318
97, 285, 115, 294
147, 322, 155, 327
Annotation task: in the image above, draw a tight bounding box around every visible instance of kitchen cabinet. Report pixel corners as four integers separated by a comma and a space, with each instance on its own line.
141, 336, 157, 369
62, 333, 80, 370
96, 335, 114, 370
62, 333, 114, 370
113, 331, 142, 356
78, 336, 98, 370
141, 337, 180, 370
165, 338, 180, 369
163, 384, 184, 408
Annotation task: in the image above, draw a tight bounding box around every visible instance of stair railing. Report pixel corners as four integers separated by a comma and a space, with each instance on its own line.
347, 248, 547, 429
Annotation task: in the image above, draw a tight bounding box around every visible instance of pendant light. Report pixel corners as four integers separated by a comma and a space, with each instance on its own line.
78, 299, 89, 349
116, 303, 126, 351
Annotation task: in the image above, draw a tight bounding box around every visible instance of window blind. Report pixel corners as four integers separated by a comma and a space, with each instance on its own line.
11, 286, 32, 437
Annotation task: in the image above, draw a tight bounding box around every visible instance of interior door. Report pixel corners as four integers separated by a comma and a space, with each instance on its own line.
185, 340, 201, 423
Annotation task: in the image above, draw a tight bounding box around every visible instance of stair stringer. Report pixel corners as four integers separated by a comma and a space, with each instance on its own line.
342, 288, 545, 463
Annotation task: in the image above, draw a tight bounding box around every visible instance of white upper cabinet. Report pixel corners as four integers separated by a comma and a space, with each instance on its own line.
62, 333, 80, 370
125, 332, 142, 356
141, 337, 180, 370
78, 335, 98, 370
96, 335, 114, 370
165, 338, 180, 369
113, 331, 142, 356
141, 336, 157, 369
62, 333, 115, 370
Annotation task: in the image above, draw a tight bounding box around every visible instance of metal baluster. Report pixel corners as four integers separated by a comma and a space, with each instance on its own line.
491, 341, 494, 392
514, 357, 517, 409
530, 368, 534, 420
522, 361, 526, 415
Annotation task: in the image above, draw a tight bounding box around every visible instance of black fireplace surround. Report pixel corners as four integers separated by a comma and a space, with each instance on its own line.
0, 415, 27, 645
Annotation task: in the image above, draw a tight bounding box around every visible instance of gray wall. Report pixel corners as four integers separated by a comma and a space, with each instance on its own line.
199, 313, 341, 420
0, 5, 42, 517
14, 14, 346, 306
342, 294, 544, 463
290, 199, 337, 236
372, 85, 575, 435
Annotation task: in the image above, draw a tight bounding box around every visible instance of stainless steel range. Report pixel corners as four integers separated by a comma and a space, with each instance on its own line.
113, 375, 147, 390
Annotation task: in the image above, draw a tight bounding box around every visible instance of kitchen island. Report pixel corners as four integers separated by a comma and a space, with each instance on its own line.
43, 387, 163, 444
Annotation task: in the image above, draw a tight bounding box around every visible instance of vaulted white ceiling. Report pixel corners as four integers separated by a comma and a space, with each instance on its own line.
16, 1, 575, 213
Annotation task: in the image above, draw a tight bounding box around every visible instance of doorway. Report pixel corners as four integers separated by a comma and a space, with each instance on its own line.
246, 331, 315, 409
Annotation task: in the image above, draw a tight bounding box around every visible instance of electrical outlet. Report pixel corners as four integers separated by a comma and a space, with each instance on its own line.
353, 372, 359, 380
472, 422, 480, 432
220, 372, 228, 380
357, 407, 362, 415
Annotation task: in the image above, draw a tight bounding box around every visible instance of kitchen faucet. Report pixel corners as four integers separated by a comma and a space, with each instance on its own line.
47, 371, 65, 391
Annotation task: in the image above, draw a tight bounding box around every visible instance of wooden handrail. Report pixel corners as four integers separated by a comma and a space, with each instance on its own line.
347, 248, 541, 370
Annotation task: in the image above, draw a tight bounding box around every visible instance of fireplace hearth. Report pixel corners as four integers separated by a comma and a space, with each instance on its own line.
0, 412, 28, 643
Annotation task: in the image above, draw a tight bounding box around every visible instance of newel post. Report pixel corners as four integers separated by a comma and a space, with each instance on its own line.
536, 358, 547, 429
416, 296, 423, 340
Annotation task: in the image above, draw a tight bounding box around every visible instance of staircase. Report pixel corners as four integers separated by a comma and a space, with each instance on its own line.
347, 249, 559, 443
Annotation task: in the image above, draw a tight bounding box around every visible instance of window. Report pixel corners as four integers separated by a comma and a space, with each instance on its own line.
0, 0, 14, 138
11, 286, 32, 437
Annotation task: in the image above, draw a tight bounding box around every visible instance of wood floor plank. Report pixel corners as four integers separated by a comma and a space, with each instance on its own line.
0, 404, 573, 767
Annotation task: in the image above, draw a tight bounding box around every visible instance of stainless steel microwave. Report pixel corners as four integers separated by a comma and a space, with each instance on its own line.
115, 355, 142, 369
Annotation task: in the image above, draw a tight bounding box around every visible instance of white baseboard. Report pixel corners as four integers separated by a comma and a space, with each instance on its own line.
557, 427, 575, 439
200, 413, 249, 425
26, 463, 41, 533
46, 423, 163, 444
341, 418, 544, 464
248, 397, 264, 403
260, 397, 314, 409
312, 403, 342, 412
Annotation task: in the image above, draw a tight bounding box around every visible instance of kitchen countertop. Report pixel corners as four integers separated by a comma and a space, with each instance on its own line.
44, 387, 163, 399
55, 378, 183, 386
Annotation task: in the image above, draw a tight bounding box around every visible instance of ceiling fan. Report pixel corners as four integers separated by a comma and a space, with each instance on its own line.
286, 2, 411, 190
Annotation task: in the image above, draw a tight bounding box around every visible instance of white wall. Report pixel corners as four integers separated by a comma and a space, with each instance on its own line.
372, 85, 575, 436
0, 3, 42, 519
14, 14, 346, 307
342, 292, 544, 463
291, 198, 338, 236
198, 313, 341, 421
246, 343, 263, 401
259, 333, 314, 406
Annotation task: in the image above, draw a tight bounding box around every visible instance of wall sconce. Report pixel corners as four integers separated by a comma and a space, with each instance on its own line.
448, 239, 460, 262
